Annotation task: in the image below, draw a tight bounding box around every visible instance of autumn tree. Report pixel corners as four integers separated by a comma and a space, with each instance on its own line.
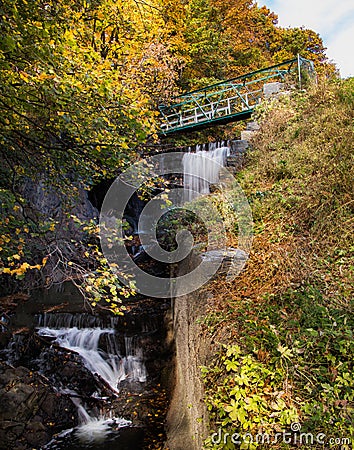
0, 0, 182, 182
271, 27, 335, 76
163, 0, 334, 89
0, 0, 182, 307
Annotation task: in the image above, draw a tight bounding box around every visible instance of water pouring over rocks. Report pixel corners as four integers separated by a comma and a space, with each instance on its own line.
0, 290, 172, 449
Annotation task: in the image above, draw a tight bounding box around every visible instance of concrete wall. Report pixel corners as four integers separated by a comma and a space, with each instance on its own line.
165, 255, 212, 450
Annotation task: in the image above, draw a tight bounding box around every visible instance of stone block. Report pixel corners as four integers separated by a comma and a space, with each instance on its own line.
263, 81, 283, 97
229, 140, 249, 154
240, 130, 255, 141
246, 121, 260, 131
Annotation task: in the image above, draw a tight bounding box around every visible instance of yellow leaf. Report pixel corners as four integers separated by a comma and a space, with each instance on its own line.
19, 71, 30, 83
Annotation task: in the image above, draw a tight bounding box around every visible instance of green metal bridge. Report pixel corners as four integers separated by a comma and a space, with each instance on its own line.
159, 55, 315, 136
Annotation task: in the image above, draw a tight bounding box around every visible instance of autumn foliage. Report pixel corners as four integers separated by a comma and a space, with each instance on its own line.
0, 0, 336, 304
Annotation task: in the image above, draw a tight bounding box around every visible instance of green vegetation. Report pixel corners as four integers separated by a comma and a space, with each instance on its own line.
0, 0, 352, 447
202, 79, 354, 448
2, 0, 335, 309
0, 0, 174, 307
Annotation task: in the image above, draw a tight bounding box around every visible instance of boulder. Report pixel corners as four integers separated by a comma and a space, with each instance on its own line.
0, 362, 77, 449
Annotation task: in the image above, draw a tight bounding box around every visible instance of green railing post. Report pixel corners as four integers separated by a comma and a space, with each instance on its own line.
297, 53, 302, 89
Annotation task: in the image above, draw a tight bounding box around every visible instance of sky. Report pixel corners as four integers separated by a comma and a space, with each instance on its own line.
258, 0, 354, 78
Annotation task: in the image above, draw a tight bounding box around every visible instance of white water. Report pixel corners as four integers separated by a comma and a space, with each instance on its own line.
43, 388, 132, 447
44, 411, 131, 447
37, 326, 147, 392
74, 403, 131, 445
183, 143, 230, 201
38, 325, 144, 445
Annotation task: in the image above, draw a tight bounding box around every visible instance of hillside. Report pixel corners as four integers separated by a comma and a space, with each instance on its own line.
201, 78, 354, 448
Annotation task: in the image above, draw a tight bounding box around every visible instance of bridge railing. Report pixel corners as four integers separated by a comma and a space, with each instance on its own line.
159, 55, 315, 135
160, 88, 263, 131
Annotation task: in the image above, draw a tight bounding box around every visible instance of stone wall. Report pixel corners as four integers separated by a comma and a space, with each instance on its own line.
165, 255, 212, 450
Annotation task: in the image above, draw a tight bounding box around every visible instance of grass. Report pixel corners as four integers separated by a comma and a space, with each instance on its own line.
201, 78, 354, 449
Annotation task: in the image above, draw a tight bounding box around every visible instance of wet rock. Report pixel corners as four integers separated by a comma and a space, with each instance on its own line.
39, 346, 100, 397
6, 330, 45, 367
20, 178, 98, 228
19, 177, 98, 284
0, 362, 77, 450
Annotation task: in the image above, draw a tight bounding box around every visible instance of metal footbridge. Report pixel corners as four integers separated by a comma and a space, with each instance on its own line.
159, 55, 315, 136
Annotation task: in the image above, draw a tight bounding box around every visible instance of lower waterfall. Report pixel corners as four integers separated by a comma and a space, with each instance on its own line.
42, 389, 132, 448
34, 312, 149, 447
37, 324, 147, 393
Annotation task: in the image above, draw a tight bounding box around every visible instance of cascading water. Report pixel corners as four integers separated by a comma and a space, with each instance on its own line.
36, 313, 148, 448
71, 394, 132, 446
43, 389, 132, 448
37, 318, 147, 392
182, 142, 230, 201
1, 272, 170, 449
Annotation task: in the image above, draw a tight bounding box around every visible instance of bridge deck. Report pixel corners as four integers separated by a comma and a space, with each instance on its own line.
159, 55, 315, 136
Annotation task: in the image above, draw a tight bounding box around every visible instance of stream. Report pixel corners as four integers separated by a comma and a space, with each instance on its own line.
0, 284, 172, 449
0, 140, 242, 449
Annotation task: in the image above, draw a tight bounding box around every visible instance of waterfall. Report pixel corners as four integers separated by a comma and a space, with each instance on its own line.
183, 142, 230, 201
37, 322, 147, 393
75, 416, 131, 445
44, 389, 132, 447
36, 312, 148, 448
38, 312, 108, 329
4, 292, 168, 449
69, 393, 131, 444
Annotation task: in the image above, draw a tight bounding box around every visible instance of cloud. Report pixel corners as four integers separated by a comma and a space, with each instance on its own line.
327, 27, 354, 78
259, 0, 354, 78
